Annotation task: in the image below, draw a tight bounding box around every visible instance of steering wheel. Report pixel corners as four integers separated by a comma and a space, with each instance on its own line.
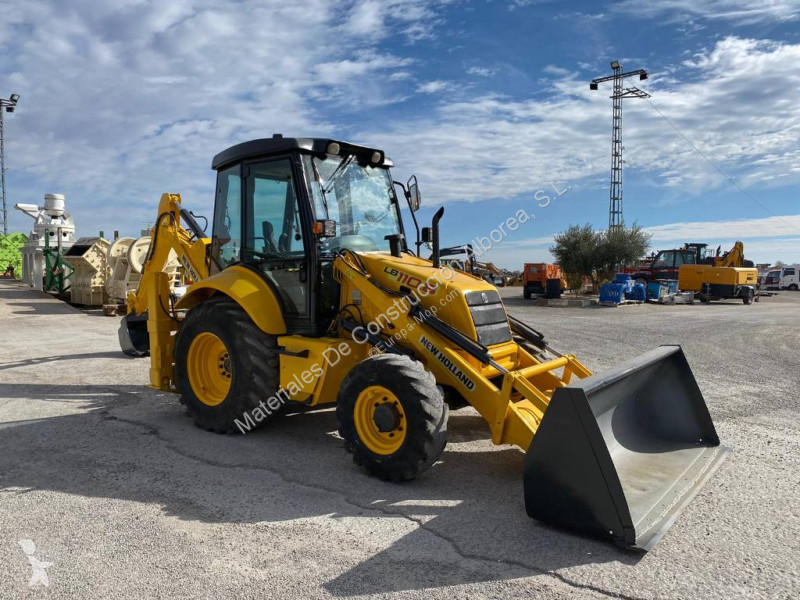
322, 235, 380, 253
243, 248, 284, 261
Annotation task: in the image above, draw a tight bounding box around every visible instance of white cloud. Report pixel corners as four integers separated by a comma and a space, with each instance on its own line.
416, 80, 453, 94
343, 0, 450, 42
361, 36, 800, 212
542, 65, 571, 76
612, 0, 800, 24
344, 1, 386, 38
389, 71, 413, 81
508, 0, 554, 10
466, 66, 496, 77
313, 54, 414, 86
645, 215, 800, 242
0, 0, 450, 235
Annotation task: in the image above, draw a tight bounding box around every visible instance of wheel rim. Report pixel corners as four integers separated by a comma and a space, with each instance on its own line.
187, 332, 232, 406
354, 385, 406, 455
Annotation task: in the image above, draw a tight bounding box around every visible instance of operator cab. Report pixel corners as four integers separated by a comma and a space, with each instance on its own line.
210, 135, 420, 336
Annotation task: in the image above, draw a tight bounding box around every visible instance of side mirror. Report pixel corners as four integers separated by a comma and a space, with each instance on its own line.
407, 175, 421, 212
421, 227, 432, 244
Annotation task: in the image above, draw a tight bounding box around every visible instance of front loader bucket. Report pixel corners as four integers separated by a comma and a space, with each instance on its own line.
524, 345, 728, 551
119, 313, 150, 357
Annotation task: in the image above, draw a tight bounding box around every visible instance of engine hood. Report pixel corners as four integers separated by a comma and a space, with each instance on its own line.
350, 252, 512, 347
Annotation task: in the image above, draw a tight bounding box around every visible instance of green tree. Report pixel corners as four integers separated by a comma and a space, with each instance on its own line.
595, 223, 652, 282
550, 224, 601, 294
551, 223, 652, 294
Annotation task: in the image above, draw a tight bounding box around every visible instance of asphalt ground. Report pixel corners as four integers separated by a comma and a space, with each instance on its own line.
0, 278, 798, 599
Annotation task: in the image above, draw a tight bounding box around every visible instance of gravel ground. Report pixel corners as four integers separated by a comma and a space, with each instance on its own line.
0, 279, 798, 599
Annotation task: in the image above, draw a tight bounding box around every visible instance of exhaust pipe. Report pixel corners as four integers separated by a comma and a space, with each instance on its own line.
524, 345, 729, 551
431, 207, 444, 269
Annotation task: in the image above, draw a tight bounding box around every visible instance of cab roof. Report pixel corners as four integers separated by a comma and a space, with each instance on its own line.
211, 135, 390, 171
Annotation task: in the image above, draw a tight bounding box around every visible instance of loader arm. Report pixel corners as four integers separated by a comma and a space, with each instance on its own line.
332, 252, 592, 450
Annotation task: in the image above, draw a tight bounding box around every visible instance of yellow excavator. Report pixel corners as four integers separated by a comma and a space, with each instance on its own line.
120, 136, 728, 551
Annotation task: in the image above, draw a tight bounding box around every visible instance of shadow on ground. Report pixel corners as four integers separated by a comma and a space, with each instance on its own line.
0, 382, 641, 595
0, 351, 134, 371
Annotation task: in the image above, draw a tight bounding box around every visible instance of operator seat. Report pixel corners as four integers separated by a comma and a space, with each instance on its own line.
262, 221, 279, 254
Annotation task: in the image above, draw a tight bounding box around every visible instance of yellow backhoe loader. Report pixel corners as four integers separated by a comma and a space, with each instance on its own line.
120, 136, 728, 551
678, 241, 759, 304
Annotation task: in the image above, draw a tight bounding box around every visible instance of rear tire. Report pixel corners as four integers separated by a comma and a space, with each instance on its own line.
523, 287, 531, 299
790, 284, 798, 291
175, 297, 280, 433
337, 354, 447, 482
743, 289, 754, 305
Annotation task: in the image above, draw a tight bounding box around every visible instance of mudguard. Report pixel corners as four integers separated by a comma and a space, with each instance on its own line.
174, 265, 287, 335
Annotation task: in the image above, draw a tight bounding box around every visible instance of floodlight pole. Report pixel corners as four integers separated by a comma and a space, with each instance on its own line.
0, 105, 6, 236
590, 63, 649, 231
0, 94, 20, 236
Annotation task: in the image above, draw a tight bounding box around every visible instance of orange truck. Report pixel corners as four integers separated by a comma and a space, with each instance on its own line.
523, 263, 565, 299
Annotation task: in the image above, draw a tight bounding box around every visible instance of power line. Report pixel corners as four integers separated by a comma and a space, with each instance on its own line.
644, 96, 800, 235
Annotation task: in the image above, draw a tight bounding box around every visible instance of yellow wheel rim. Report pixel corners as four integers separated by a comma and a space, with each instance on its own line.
354, 385, 406, 455
187, 332, 232, 406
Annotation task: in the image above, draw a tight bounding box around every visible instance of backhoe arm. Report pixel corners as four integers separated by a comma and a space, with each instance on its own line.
127, 193, 210, 315
124, 193, 211, 389
715, 241, 745, 268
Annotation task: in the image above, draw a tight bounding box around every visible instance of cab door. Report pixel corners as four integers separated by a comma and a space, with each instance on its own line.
242, 158, 311, 329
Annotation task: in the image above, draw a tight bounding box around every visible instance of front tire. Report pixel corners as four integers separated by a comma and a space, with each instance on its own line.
337, 354, 447, 482
175, 297, 280, 433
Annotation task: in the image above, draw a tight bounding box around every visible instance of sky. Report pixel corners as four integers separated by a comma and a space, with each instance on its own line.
1, 0, 799, 268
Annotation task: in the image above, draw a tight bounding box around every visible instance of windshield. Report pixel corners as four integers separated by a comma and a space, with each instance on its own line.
652, 251, 674, 269
304, 154, 401, 253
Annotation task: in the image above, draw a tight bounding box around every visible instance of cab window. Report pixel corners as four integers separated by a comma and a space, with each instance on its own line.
245, 160, 304, 259
212, 165, 242, 267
